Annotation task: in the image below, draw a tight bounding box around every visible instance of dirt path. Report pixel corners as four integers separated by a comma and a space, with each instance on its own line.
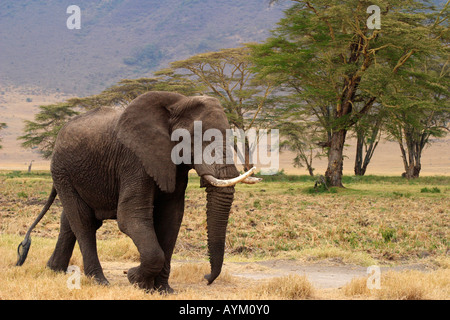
226, 259, 368, 289
102, 259, 432, 293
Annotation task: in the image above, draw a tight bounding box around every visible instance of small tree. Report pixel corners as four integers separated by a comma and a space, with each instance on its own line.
18, 103, 79, 159
387, 107, 448, 179
280, 121, 325, 176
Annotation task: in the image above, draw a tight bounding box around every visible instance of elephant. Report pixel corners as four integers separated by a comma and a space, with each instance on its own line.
16, 91, 261, 292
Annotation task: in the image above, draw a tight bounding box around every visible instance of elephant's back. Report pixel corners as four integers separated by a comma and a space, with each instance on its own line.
60, 106, 119, 136
51, 107, 123, 208
52, 107, 122, 173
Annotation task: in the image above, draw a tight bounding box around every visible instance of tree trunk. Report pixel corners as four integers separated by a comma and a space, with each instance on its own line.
244, 137, 254, 172
306, 147, 315, 176
354, 131, 364, 176
398, 131, 423, 179
354, 125, 380, 176
404, 164, 421, 179
233, 135, 254, 172
28, 160, 34, 173
307, 165, 314, 177
404, 146, 422, 179
325, 129, 347, 187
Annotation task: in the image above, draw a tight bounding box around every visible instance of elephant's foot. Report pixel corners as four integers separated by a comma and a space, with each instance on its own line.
127, 266, 155, 291
92, 274, 110, 286
84, 266, 110, 286
154, 275, 174, 294
47, 259, 68, 273
154, 283, 175, 294
47, 260, 110, 286
83, 270, 110, 286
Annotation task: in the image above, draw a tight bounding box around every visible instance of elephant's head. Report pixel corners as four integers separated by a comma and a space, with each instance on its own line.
115, 91, 261, 285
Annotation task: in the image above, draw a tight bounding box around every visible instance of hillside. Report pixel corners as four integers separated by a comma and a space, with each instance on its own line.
0, 0, 286, 95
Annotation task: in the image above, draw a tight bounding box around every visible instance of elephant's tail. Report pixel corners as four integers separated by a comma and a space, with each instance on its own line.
16, 186, 57, 266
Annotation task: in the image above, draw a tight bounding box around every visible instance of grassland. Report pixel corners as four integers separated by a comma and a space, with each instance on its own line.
0, 170, 449, 300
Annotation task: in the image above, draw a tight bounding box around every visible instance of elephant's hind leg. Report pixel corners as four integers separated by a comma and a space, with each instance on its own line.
47, 210, 76, 272
56, 186, 109, 286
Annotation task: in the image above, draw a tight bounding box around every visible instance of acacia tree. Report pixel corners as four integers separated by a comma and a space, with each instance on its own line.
384, 55, 450, 178
279, 121, 326, 176
69, 76, 203, 110
387, 105, 448, 178
252, 0, 447, 186
164, 46, 278, 171
19, 104, 79, 159
381, 3, 450, 178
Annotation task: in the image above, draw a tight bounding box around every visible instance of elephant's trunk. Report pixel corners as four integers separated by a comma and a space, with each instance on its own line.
204, 188, 234, 285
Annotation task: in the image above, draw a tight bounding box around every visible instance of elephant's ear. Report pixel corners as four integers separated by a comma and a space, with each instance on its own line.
115, 91, 185, 193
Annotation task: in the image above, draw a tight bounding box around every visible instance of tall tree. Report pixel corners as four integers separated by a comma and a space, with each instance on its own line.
380, 2, 450, 178
252, 0, 447, 186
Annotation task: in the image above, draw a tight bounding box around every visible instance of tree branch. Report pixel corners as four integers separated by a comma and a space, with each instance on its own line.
304, 1, 336, 41
393, 50, 416, 74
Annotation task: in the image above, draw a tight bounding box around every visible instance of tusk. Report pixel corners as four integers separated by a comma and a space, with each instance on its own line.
242, 176, 263, 184
203, 167, 260, 187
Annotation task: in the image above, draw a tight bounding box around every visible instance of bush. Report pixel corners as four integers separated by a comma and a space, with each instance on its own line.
420, 187, 441, 193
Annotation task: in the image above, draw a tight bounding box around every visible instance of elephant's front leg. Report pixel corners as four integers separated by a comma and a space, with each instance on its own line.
153, 166, 189, 293
117, 184, 165, 291
152, 204, 184, 293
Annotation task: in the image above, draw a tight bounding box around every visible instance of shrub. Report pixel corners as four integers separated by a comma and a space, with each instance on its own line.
380, 227, 396, 243
17, 191, 28, 199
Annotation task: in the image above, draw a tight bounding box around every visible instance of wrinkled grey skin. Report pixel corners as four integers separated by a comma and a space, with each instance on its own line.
45, 91, 239, 292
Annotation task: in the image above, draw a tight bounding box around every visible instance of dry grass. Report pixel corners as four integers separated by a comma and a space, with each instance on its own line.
0, 235, 306, 300
1, 170, 449, 300
343, 269, 450, 300
170, 262, 234, 284
258, 275, 314, 299
1, 234, 449, 300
